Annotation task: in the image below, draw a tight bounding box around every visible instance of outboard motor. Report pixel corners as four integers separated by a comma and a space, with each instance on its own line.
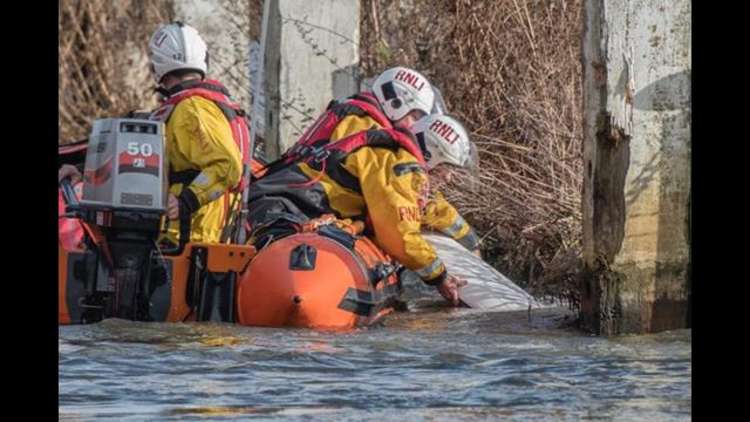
63, 118, 169, 323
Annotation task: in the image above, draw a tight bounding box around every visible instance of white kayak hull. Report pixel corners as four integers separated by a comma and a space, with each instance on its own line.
423, 233, 543, 311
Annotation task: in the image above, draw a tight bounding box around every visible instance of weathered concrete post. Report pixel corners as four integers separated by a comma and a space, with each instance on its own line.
260, 0, 360, 159
581, 0, 691, 335
174, 0, 252, 109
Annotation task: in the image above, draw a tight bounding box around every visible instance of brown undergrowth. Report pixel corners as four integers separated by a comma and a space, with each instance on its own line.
361, 0, 584, 307
58, 0, 175, 143
58, 0, 262, 144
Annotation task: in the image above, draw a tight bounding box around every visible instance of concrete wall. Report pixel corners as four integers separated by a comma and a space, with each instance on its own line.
174, 0, 253, 110
261, 0, 360, 159
581, 0, 691, 335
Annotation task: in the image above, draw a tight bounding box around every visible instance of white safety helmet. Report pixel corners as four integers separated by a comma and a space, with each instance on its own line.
148, 22, 208, 84
411, 114, 478, 171
372, 67, 435, 122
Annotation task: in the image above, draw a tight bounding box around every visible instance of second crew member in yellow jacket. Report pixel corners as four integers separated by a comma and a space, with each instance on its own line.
279, 66, 481, 254
148, 22, 243, 244
247, 114, 478, 306
58, 22, 244, 245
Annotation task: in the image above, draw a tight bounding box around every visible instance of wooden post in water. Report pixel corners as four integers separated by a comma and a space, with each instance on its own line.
173, 0, 253, 110
580, 0, 691, 335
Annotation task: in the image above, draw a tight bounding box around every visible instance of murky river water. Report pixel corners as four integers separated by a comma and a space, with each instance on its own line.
59, 291, 691, 421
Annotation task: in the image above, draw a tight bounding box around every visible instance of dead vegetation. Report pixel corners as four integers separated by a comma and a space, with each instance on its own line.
361, 0, 584, 306
58, 0, 174, 143
58, 0, 263, 144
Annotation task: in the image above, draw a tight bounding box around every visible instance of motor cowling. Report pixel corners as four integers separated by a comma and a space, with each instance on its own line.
77, 118, 168, 235
63, 118, 171, 322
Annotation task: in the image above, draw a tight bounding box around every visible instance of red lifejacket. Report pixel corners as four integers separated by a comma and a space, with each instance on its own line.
324, 126, 425, 166
296, 126, 427, 194
246, 126, 428, 238
296, 91, 391, 149
260, 92, 392, 177
150, 79, 252, 193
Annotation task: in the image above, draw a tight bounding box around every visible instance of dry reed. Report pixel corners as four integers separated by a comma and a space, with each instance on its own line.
361, 0, 584, 306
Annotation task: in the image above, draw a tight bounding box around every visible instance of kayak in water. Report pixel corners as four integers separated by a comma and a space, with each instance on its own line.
422, 233, 542, 311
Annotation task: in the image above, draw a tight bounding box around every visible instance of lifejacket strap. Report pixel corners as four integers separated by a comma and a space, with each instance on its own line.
169, 169, 201, 186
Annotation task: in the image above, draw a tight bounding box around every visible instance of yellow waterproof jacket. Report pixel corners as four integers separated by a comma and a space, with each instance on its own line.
162, 96, 243, 244
423, 192, 481, 251
329, 115, 480, 252
298, 137, 446, 283
345, 146, 446, 282
248, 128, 447, 283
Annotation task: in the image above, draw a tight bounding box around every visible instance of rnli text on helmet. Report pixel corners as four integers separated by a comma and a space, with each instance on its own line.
394, 70, 426, 91
430, 120, 460, 145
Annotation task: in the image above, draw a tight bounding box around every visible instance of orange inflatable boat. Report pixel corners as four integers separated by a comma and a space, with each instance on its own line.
59, 214, 402, 329
58, 122, 402, 330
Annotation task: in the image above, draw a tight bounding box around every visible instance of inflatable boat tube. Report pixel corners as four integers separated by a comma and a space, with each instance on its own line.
236, 226, 401, 329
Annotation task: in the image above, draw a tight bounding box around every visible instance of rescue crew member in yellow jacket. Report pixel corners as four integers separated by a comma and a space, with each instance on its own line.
265, 66, 481, 255
247, 114, 479, 306
147, 22, 243, 245
59, 22, 244, 245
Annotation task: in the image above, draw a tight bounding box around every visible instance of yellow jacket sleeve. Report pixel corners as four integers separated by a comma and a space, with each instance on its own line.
423, 191, 481, 251
330, 115, 383, 142
167, 96, 243, 208
343, 147, 447, 284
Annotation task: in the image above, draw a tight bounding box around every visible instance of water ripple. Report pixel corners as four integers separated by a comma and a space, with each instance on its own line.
60, 311, 690, 420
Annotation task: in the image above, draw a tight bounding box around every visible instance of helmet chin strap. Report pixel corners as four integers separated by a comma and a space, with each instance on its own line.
415, 132, 431, 161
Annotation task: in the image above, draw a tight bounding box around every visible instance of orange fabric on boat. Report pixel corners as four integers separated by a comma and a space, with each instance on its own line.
250, 158, 267, 178
59, 247, 71, 325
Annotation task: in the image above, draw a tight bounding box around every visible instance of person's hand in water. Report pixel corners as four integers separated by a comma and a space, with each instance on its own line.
437, 274, 468, 306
